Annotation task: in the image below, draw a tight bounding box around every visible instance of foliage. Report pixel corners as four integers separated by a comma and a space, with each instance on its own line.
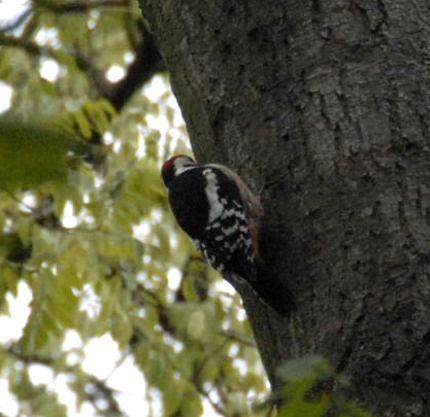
275, 356, 374, 417
0, 117, 70, 188
0, 1, 267, 416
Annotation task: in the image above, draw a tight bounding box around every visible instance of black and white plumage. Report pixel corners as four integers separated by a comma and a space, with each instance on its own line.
161, 155, 290, 315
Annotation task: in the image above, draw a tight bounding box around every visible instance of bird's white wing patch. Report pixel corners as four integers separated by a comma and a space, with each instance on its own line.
203, 169, 224, 222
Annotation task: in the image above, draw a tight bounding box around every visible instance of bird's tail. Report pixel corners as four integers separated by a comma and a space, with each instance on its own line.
225, 262, 295, 316
252, 261, 295, 316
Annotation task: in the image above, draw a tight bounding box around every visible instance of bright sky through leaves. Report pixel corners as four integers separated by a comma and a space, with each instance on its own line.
0, 2, 269, 417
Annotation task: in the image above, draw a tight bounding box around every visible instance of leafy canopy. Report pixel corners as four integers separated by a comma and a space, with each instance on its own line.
0, 1, 268, 416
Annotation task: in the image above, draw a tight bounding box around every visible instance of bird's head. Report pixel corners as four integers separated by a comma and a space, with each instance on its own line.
161, 154, 196, 187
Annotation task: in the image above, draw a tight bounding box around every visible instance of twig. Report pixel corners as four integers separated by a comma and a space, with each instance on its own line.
3, 346, 125, 416
0, 9, 32, 33
222, 329, 256, 348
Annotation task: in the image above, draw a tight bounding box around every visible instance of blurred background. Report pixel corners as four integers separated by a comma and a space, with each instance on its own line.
0, 1, 268, 416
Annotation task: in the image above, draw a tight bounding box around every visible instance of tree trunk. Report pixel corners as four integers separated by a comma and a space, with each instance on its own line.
138, 1, 430, 415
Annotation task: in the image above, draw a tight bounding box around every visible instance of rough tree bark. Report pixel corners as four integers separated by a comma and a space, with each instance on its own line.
138, 1, 430, 416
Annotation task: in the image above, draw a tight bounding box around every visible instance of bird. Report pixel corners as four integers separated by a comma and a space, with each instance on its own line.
161, 154, 292, 315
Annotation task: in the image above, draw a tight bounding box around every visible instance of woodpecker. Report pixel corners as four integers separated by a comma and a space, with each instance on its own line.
161, 155, 291, 315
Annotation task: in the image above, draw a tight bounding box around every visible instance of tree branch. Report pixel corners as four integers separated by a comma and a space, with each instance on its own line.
0, 33, 54, 57
0, 21, 163, 167
0, 9, 32, 33
221, 329, 256, 348
0, 22, 163, 107
3, 346, 125, 417
33, 0, 129, 14
106, 22, 164, 112
0, 33, 108, 94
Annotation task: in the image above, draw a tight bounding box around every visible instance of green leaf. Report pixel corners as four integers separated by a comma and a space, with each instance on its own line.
198, 356, 220, 384
276, 355, 334, 384
279, 396, 329, 417
145, 350, 171, 390
163, 380, 185, 416
1, 263, 20, 296
0, 117, 71, 189
179, 386, 203, 417
111, 307, 133, 347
